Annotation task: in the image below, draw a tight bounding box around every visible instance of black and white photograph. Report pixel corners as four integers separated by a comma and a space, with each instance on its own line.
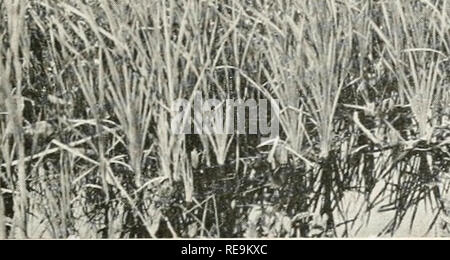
0, 0, 450, 243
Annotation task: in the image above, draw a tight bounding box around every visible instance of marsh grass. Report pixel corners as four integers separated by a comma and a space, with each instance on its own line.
0, 0, 450, 238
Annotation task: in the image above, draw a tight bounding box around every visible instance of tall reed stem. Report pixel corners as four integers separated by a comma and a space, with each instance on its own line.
0, 188, 5, 239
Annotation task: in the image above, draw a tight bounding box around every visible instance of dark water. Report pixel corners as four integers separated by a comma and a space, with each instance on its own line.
0, 178, 13, 219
